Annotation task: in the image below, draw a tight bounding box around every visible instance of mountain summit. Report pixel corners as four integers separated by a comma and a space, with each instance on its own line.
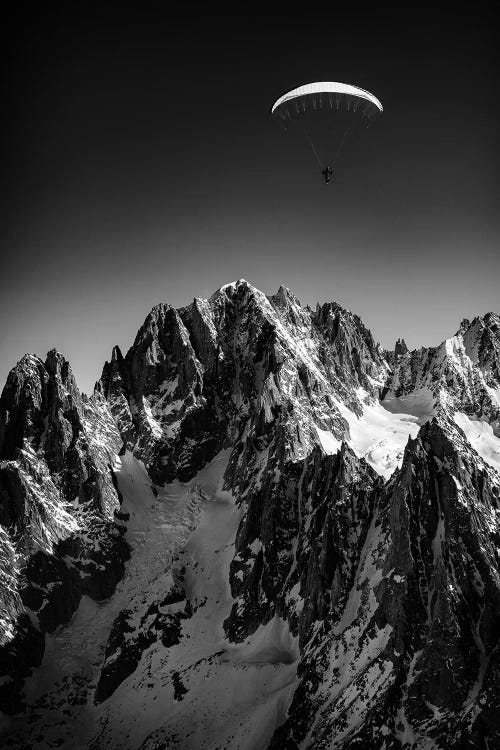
1, 281, 499, 749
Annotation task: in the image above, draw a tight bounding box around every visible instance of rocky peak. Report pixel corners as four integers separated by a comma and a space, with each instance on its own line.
394, 337, 408, 357
0, 351, 88, 463
313, 300, 389, 394
460, 312, 500, 386
0, 348, 128, 711
101, 283, 365, 482
268, 285, 306, 325
382, 320, 500, 428
373, 417, 500, 742
457, 317, 471, 334
111, 344, 123, 363
270, 416, 500, 748
0, 354, 49, 460
45, 348, 77, 389
130, 303, 202, 394
178, 297, 219, 372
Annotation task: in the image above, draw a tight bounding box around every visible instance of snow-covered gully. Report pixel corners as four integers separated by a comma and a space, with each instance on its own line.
2, 451, 299, 750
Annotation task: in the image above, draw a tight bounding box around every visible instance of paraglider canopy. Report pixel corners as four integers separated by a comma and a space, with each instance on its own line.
271, 81, 383, 118
271, 81, 383, 184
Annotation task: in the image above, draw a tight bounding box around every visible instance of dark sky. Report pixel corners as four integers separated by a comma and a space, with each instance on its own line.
2, 8, 498, 393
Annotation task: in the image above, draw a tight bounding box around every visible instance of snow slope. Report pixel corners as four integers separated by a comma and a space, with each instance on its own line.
1, 451, 299, 750
97, 452, 298, 750
314, 394, 425, 479
332, 391, 425, 479
454, 412, 500, 474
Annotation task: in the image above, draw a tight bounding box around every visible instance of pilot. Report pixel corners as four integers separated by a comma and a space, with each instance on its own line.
321, 166, 333, 184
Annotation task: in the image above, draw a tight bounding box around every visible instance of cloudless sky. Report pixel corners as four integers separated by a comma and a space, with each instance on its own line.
2, 8, 498, 393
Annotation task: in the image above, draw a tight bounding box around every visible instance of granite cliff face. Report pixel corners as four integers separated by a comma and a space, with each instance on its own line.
0, 280, 499, 749
0, 351, 128, 712
268, 420, 500, 749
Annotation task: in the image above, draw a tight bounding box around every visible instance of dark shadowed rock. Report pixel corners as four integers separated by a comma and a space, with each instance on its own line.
0, 350, 127, 713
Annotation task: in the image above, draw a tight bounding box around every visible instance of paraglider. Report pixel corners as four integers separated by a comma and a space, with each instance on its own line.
271, 82, 383, 185
321, 166, 333, 185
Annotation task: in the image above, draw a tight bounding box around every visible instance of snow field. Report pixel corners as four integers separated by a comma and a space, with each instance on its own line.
454, 412, 500, 474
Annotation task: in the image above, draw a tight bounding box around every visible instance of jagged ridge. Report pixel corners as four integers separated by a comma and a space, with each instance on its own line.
0, 280, 498, 749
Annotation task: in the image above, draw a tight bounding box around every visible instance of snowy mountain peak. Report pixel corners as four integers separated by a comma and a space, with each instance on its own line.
212, 278, 252, 298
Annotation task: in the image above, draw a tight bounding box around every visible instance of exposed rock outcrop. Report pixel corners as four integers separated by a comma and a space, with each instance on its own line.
0, 351, 128, 713
268, 419, 500, 748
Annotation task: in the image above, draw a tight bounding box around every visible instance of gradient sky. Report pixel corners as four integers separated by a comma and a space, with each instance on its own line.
2, 9, 498, 394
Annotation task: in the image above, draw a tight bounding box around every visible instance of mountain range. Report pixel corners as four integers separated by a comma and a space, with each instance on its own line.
0, 279, 499, 749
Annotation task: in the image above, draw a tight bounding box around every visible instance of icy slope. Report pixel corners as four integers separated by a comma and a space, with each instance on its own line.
454, 412, 500, 473
1, 452, 214, 747
96, 451, 299, 750
1, 452, 301, 750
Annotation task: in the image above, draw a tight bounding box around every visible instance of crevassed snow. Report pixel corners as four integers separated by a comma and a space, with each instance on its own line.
20, 452, 206, 706
8, 450, 299, 750
335, 394, 422, 479
454, 412, 500, 473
